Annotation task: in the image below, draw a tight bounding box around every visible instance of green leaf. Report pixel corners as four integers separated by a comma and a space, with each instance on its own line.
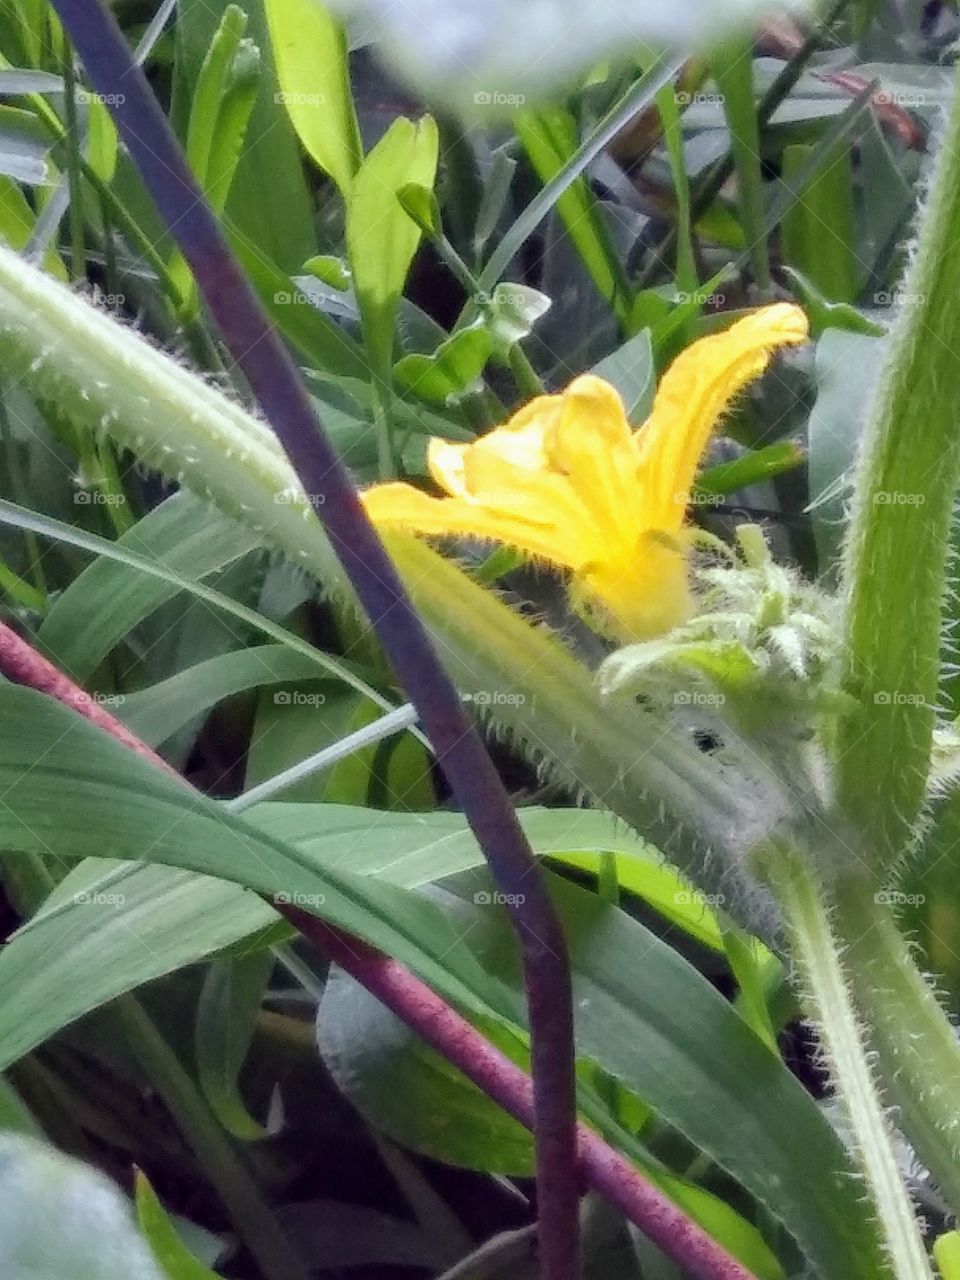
806, 329, 885, 578
195, 953, 273, 1141
515, 108, 632, 327
0, 692, 884, 1280
0, 173, 67, 279
695, 441, 804, 500
118, 645, 370, 748
394, 325, 493, 404
346, 116, 439, 380
934, 1232, 960, 1280
590, 328, 654, 423
481, 282, 551, 353
0, 1134, 165, 1280
781, 142, 859, 305
173, 0, 316, 274
0, 500, 395, 716
264, 0, 361, 197
783, 267, 884, 340
302, 254, 351, 291
171, 6, 261, 313
319, 966, 534, 1173
37, 493, 261, 681
395, 182, 442, 238
136, 1173, 221, 1280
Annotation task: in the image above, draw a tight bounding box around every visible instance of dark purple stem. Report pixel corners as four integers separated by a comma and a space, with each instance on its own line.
42, 2, 578, 1273
0, 618, 757, 1280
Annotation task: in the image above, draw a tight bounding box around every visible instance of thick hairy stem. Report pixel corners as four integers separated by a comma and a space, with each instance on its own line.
0, 617, 758, 1280
837, 59, 960, 867
764, 850, 930, 1280
45, 2, 580, 1271
831, 872, 960, 1213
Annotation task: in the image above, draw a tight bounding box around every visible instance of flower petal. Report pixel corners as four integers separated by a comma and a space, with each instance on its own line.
545, 375, 641, 544
635, 303, 809, 528
362, 480, 589, 567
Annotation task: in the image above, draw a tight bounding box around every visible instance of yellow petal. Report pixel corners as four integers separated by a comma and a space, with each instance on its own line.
361, 480, 588, 568
635, 303, 809, 529
545, 376, 640, 545
573, 529, 693, 642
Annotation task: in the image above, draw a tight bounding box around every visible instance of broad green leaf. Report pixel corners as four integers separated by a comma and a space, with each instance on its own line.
136, 1174, 221, 1280
317, 968, 784, 1280
806, 329, 885, 578
318, 966, 533, 1172
0, 499, 395, 716
781, 143, 859, 305
394, 326, 493, 404
118, 645, 366, 747
264, 0, 361, 197
346, 116, 439, 382
590, 328, 654, 423
37, 492, 261, 680
0, 1134, 164, 1280
195, 954, 273, 1140
0, 694, 884, 1280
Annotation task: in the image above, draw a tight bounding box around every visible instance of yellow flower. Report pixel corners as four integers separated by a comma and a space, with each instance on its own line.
364, 303, 809, 641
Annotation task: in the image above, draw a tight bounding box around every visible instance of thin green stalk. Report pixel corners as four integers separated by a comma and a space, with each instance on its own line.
711, 41, 770, 290
59, 53, 86, 284
832, 869, 960, 1212
764, 850, 930, 1280
113, 995, 309, 1280
837, 59, 960, 865
656, 85, 697, 298
597, 852, 620, 906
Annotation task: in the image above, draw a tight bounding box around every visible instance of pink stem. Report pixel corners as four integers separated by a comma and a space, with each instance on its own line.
0, 617, 759, 1280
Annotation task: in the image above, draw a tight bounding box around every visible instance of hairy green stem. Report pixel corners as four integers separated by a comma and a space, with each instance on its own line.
832, 870, 960, 1212
764, 851, 930, 1280
837, 60, 960, 866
